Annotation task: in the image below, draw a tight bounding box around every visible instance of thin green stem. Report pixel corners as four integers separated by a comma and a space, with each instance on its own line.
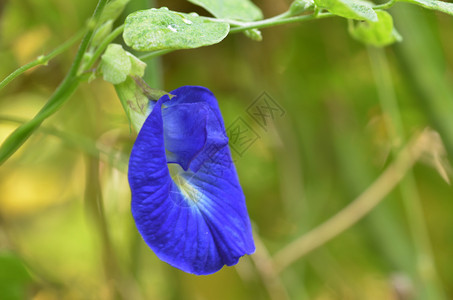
0, 30, 85, 91
0, 115, 127, 171
229, 12, 333, 33
138, 49, 172, 61
125, 0, 397, 62
84, 24, 125, 71
228, 0, 398, 34
0, 0, 108, 165
69, 0, 108, 78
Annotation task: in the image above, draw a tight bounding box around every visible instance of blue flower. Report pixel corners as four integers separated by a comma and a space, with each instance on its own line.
128, 86, 255, 275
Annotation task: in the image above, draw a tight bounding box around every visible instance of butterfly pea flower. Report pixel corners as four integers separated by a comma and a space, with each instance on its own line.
128, 86, 255, 275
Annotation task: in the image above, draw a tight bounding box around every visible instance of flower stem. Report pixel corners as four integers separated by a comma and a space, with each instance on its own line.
0, 30, 85, 91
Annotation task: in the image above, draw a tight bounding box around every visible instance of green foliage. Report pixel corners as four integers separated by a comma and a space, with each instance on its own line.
123, 8, 230, 51
314, 0, 378, 21
187, 0, 263, 21
99, 0, 131, 23
398, 0, 453, 16
100, 43, 146, 84
0, 253, 32, 300
349, 11, 402, 46
100, 44, 131, 84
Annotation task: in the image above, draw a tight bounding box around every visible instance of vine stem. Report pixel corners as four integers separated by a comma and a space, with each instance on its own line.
115, 0, 399, 62
0, 30, 85, 91
248, 231, 289, 300
0, 0, 108, 165
85, 24, 125, 71
272, 130, 433, 273
228, 12, 333, 33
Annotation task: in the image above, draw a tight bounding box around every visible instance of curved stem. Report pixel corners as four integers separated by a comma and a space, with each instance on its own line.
0, 115, 127, 171
0, 0, 109, 165
0, 30, 85, 91
368, 47, 446, 298
273, 130, 431, 273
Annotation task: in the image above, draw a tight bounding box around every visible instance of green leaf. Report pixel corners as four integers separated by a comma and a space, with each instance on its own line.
314, 0, 378, 21
100, 44, 131, 84
123, 8, 230, 51
398, 0, 453, 16
349, 11, 402, 47
187, 0, 263, 21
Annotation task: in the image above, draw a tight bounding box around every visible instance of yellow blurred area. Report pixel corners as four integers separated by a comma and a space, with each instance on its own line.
0, 157, 85, 217
12, 26, 51, 65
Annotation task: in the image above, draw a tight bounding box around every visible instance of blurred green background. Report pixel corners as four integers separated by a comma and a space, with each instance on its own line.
1, 0, 453, 299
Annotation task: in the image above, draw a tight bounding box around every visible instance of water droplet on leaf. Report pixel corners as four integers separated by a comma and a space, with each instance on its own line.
167, 25, 177, 32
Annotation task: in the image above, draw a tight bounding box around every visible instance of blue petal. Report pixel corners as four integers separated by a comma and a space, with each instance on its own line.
161, 86, 229, 172
162, 103, 208, 171
128, 86, 255, 275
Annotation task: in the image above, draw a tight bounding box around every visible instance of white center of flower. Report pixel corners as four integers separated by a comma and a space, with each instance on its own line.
168, 164, 201, 203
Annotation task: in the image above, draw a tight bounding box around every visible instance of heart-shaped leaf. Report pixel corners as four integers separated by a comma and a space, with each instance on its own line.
123, 8, 230, 51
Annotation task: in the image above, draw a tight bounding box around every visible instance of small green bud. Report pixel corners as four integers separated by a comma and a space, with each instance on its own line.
289, 0, 314, 15
37, 55, 47, 65
244, 29, 263, 41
